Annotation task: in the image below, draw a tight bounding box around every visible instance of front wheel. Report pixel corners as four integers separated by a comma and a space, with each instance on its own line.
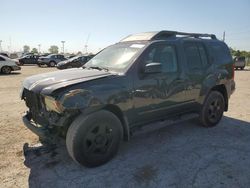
199, 91, 225, 127
1, 66, 12, 74
66, 110, 123, 167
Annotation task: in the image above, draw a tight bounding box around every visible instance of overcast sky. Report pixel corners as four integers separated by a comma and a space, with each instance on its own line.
1, 0, 250, 53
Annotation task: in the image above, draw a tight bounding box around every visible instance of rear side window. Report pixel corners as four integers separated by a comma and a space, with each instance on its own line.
0, 57, 5, 61
197, 44, 208, 65
209, 42, 232, 64
184, 43, 203, 70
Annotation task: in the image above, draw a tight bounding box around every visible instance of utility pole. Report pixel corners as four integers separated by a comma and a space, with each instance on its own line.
222, 31, 225, 42
61, 41, 65, 54
38, 44, 41, 54
0, 40, 2, 52
84, 34, 90, 54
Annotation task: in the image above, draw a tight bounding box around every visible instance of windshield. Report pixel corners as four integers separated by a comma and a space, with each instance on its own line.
69, 56, 80, 61
84, 43, 146, 73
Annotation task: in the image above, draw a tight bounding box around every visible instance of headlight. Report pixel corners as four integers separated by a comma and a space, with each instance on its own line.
44, 96, 64, 113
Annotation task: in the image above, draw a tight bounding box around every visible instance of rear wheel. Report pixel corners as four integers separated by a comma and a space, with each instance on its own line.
200, 91, 225, 127
1, 66, 12, 74
66, 110, 123, 167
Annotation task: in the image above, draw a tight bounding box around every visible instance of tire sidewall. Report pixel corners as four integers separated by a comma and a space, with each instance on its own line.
66, 110, 123, 167
200, 91, 225, 127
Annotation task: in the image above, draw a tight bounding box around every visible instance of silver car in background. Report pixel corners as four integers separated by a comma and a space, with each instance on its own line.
234, 56, 246, 70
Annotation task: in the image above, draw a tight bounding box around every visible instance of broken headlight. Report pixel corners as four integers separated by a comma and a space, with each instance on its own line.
44, 96, 64, 113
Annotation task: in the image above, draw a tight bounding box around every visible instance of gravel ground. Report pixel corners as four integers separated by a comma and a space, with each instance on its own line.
0, 66, 250, 188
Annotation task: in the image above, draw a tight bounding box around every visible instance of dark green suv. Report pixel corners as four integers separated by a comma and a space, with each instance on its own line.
21, 31, 235, 167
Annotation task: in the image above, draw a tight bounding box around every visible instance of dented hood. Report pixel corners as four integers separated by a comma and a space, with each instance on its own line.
23, 68, 113, 94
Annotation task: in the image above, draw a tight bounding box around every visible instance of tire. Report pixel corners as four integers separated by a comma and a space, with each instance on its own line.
66, 110, 123, 167
49, 61, 56, 67
1, 66, 12, 74
241, 67, 244, 70
199, 91, 225, 127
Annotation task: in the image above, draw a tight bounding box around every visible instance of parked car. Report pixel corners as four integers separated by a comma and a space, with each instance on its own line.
18, 55, 40, 65
21, 30, 235, 167
0, 55, 21, 74
37, 54, 66, 67
57, 55, 94, 69
234, 56, 246, 70
0, 52, 9, 57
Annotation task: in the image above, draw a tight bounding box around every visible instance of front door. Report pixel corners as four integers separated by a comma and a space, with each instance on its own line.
132, 42, 188, 125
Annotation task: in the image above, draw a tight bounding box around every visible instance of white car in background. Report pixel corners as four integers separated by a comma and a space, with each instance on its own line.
0, 55, 21, 74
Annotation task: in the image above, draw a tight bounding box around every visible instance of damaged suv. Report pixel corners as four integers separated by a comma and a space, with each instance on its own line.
21, 31, 235, 167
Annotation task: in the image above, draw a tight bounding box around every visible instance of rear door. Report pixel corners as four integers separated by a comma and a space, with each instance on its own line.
184, 42, 209, 101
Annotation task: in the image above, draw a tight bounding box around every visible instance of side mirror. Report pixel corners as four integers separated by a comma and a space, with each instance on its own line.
144, 62, 162, 74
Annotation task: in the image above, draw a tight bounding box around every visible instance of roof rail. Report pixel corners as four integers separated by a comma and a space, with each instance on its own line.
152, 30, 217, 40
120, 30, 217, 42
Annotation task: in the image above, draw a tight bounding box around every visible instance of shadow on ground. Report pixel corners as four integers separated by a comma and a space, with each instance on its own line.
0, 72, 21, 76
23, 116, 250, 188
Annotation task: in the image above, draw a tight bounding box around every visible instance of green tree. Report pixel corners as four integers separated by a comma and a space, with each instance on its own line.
48, 45, 59, 54
31, 48, 38, 54
23, 45, 30, 53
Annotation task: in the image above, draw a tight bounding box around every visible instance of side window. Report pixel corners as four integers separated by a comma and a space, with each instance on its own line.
143, 44, 178, 73
210, 42, 232, 64
184, 43, 203, 70
0, 57, 5, 61
197, 44, 208, 66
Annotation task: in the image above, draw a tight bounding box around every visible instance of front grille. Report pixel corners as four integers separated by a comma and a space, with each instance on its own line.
23, 88, 44, 123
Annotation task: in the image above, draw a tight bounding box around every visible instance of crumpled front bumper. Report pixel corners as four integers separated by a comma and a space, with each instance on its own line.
22, 112, 49, 138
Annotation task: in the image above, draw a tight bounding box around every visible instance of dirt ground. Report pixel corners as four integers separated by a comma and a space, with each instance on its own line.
0, 66, 250, 188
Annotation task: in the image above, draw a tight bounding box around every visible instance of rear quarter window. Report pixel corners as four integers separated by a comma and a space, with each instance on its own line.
209, 42, 232, 64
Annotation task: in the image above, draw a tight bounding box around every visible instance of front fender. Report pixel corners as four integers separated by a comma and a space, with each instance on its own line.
59, 89, 103, 110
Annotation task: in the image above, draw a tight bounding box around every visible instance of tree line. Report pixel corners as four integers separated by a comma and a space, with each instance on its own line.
23, 45, 59, 54
230, 48, 250, 58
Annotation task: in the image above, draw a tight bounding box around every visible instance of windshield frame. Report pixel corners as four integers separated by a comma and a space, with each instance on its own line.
84, 41, 149, 74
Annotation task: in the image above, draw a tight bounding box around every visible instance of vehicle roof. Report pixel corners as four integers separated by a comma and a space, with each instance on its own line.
120, 30, 218, 43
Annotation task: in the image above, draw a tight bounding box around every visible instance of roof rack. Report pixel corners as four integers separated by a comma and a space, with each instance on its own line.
120, 30, 217, 42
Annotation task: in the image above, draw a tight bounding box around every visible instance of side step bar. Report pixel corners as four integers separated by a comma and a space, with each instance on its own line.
131, 113, 199, 136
